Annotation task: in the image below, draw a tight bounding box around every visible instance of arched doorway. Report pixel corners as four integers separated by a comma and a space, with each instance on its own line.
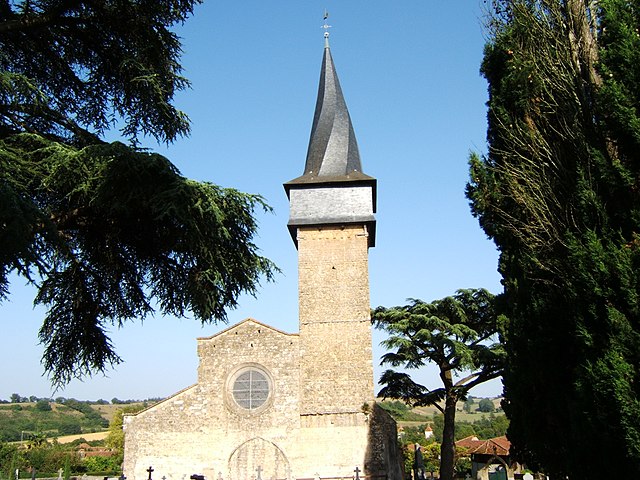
228, 438, 290, 480
479, 456, 509, 480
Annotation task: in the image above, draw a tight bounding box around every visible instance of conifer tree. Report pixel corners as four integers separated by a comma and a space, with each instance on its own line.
468, 0, 640, 476
373, 289, 505, 480
0, 0, 276, 386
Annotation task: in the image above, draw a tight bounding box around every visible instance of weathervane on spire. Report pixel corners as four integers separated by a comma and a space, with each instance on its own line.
322, 10, 331, 46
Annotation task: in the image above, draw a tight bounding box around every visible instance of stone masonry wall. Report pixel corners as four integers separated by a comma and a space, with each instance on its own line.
123, 320, 302, 480
297, 225, 374, 415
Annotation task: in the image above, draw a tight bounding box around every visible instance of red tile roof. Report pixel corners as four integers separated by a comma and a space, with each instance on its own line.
455, 436, 510, 456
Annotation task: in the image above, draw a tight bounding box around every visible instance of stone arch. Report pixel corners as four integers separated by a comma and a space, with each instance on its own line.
228, 437, 290, 480
477, 455, 510, 480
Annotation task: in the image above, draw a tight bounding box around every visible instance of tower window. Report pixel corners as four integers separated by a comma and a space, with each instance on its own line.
231, 368, 270, 410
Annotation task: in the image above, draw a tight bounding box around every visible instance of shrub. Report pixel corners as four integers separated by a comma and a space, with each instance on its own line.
477, 398, 495, 413
35, 401, 52, 412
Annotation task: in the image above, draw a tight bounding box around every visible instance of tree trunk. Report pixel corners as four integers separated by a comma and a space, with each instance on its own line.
439, 393, 457, 480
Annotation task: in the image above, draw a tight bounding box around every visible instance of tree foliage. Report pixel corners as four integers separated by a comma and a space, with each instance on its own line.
105, 404, 146, 452
0, 0, 195, 144
34, 400, 51, 412
81, 455, 121, 475
372, 288, 505, 480
477, 398, 495, 413
468, 0, 640, 476
0, 0, 276, 386
0, 441, 19, 478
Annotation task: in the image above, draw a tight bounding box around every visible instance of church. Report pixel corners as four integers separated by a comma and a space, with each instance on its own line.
122, 34, 402, 480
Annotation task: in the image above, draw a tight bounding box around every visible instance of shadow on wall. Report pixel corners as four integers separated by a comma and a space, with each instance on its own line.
365, 403, 404, 480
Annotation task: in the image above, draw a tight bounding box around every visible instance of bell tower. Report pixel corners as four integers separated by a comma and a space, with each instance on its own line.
284, 34, 377, 417
122, 26, 402, 480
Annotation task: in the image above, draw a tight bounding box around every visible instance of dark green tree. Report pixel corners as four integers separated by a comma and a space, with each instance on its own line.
454, 422, 476, 441
472, 414, 510, 440
372, 288, 505, 480
0, 0, 276, 387
57, 423, 81, 436
468, 0, 640, 476
34, 400, 51, 412
477, 398, 495, 413
63, 454, 70, 480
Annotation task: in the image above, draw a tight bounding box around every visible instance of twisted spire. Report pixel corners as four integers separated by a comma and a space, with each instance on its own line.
302, 43, 363, 178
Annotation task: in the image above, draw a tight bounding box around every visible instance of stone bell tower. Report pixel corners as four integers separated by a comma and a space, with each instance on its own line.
284, 34, 377, 417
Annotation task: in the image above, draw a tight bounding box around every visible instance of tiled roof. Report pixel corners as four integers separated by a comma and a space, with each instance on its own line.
455, 435, 510, 456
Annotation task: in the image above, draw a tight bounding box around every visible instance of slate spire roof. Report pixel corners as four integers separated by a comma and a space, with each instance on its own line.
286, 40, 375, 185
303, 40, 362, 178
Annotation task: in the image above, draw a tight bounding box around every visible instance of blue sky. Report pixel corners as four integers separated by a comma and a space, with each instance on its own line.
0, 1, 503, 401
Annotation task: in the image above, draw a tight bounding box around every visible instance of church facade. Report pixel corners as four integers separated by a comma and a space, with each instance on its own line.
122, 38, 402, 480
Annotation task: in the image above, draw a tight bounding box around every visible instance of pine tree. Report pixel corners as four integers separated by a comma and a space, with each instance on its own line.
0, 0, 276, 386
467, 1, 640, 476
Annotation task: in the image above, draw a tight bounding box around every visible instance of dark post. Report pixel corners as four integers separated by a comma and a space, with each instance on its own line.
413, 445, 426, 480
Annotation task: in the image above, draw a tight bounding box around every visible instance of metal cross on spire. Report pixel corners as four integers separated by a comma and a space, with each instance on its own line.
322, 10, 331, 46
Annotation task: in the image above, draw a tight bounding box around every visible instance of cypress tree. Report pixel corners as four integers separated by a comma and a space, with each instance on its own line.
468, 1, 640, 476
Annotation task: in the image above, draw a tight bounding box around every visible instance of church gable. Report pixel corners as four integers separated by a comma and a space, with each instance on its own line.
198, 318, 296, 343
125, 318, 301, 433
196, 318, 300, 424
196, 318, 299, 385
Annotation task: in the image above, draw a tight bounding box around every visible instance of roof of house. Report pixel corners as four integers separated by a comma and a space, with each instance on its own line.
455, 436, 511, 456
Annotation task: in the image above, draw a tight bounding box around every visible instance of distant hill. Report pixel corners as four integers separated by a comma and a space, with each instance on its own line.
92, 403, 140, 423
0, 398, 159, 443
0, 400, 145, 443
379, 396, 504, 425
